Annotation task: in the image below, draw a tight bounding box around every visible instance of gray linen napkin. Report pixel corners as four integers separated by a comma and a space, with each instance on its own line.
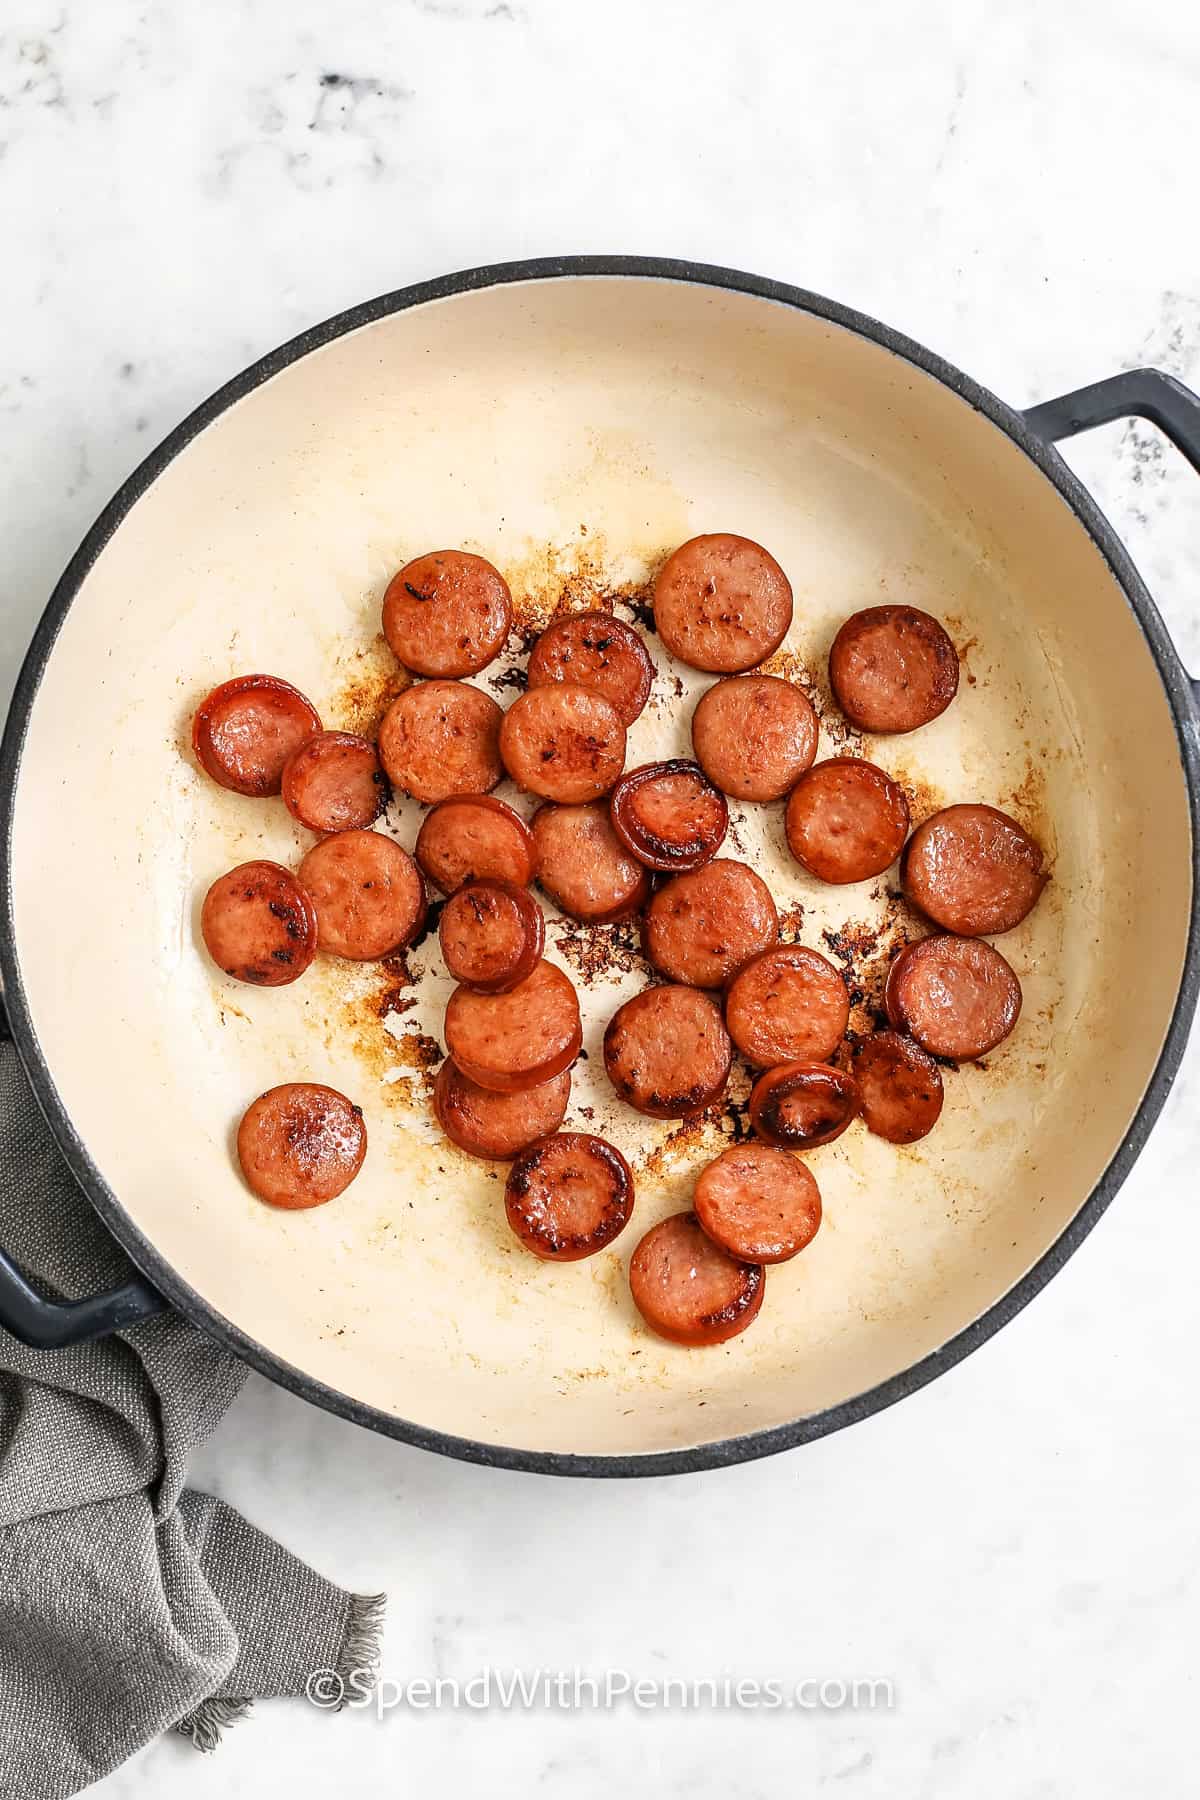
0, 1041, 384, 1800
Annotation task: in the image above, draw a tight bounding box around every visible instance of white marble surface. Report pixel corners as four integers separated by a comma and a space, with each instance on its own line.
4, 0, 1200, 1793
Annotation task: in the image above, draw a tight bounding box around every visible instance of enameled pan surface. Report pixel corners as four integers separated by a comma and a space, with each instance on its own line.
2, 262, 1196, 1472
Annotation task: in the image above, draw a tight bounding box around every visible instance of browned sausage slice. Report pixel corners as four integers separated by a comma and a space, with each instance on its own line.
609, 760, 728, 872
829, 605, 959, 733
281, 730, 389, 833
901, 803, 1047, 936
603, 985, 732, 1119
644, 860, 778, 988
885, 935, 1022, 1060
526, 611, 654, 726
415, 795, 537, 895
444, 958, 582, 1093
748, 1061, 860, 1149
438, 879, 545, 993
724, 945, 849, 1066
433, 1058, 570, 1161
237, 1082, 366, 1208
654, 534, 793, 672
629, 1212, 765, 1346
201, 860, 318, 986
192, 674, 321, 796
785, 758, 910, 885
298, 830, 426, 961
505, 1132, 635, 1261
693, 1144, 822, 1263
378, 681, 503, 804
499, 684, 627, 803
530, 801, 650, 924
853, 1031, 944, 1143
691, 675, 818, 801
382, 550, 512, 678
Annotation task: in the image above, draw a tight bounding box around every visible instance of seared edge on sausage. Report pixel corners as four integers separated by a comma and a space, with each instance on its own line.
505, 1131, 635, 1261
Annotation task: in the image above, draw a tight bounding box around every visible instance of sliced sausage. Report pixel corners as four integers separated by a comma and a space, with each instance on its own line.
201, 860, 317, 986
785, 758, 910, 885
885, 934, 1022, 1060
693, 1144, 822, 1263
192, 674, 321, 796
526, 611, 654, 726
382, 550, 512, 678
433, 1058, 570, 1161
609, 760, 728, 872
505, 1132, 635, 1261
654, 534, 793, 672
530, 801, 650, 924
629, 1212, 765, 1347
724, 945, 849, 1066
378, 680, 503, 804
499, 684, 626, 803
644, 860, 778, 988
829, 605, 959, 733
444, 958, 582, 1093
901, 803, 1047, 936
691, 674, 818, 801
852, 1031, 944, 1144
748, 1061, 860, 1150
415, 795, 537, 896
298, 830, 426, 961
438, 879, 545, 993
237, 1082, 366, 1208
603, 985, 732, 1119
281, 730, 389, 833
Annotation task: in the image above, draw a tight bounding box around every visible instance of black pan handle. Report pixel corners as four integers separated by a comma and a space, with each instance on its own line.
1022, 367, 1200, 476
0, 987, 166, 1348
1023, 368, 1200, 704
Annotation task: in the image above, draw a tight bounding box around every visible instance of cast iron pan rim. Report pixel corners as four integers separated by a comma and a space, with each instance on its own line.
1, 255, 1197, 1478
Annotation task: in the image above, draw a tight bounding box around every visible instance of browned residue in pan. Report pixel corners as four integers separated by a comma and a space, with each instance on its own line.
329, 631, 411, 737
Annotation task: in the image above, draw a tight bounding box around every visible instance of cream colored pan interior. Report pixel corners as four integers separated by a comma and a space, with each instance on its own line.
9, 275, 1194, 1458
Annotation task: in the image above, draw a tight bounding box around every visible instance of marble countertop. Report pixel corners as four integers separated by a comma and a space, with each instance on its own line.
4, 1, 1199, 1794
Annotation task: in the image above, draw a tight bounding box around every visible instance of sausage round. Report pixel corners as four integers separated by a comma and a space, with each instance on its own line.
643, 860, 778, 988
237, 1083, 367, 1208
281, 730, 389, 833
444, 958, 582, 1093
724, 945, 849, 1066
526, 611, 654, 726
433, 1058, 570, 1161
901, 803, 1047, 936
748, 1061, 861, 1150
298, 830, 426, 961
415, 795, 537, 895
629, 1212, 765, 1347
504, 1132, 635, 1261
785, 758, 910, 885
530, 801, 650, 924
852, 1031, 944, 1144
382, 550, 512, 678
603, 984, 732, 1119
192, 674, 321, 796
653, 534, 793, 672
691, 675, 818, 801
201, 860, 318, 986
609, 760, 728, 872
438, 879, 545, 993
693, 1144, 822, 1263
829, 605, 959, 734
378, 681, 503, 804
885, 934, 1022, 1060
499, 684, 626, 803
